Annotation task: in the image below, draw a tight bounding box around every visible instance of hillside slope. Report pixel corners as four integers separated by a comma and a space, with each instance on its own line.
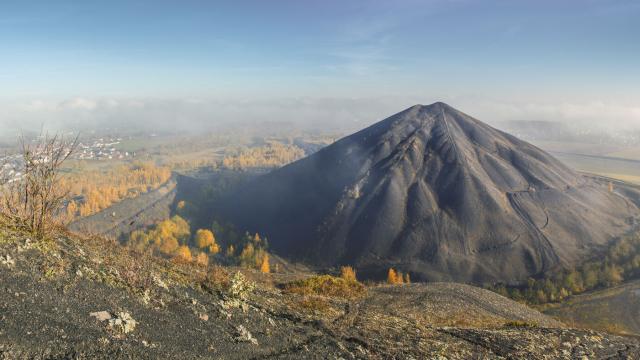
545, 280, 640, 336
69, 178, 177, 238
216, 102, 640, 283
2, 228, 639, 358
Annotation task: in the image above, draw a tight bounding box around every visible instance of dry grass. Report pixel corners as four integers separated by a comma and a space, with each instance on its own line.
205, 265, 231, 290
45, 227, 207, 294
284, 274, 366, 299
298, 296, 331, 312
503, 320, 539, 328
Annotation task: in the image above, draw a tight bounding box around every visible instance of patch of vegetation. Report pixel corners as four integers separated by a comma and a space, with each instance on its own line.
205, 265, 231, 290
387, 268, 411, 284
503, 320, 539, 328
228, 271, 256, 301
236, 233, 270, 271
492, 230, 640, 304
340, 266, 357, 282
61, 162, 171, 220
600, 323, 630, 335
126, 215, 213, 264
298, 296, 331, 312
284, 274, 366, 299
221, 141, 305, 170
0, 227, 13, 245
32, 236, 60, 255
42, 263, 65, 279
125, 213, 273, 273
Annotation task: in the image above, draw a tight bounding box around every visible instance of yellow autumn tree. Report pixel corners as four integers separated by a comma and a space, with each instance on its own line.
239, 243, 255, 267
151, 216, 190, 252
159, 236, 179, 255
404, 273, 411, 284
260, 254, 270, 273
66, 200, 78, 220
128, 230, 151, 252
341, 266, 357, 282
61, 162, 171, 218
220, 142, 306, 170
171, 215, 191, 244
396, 271, 405, 284
174, 245, 192, 262
156, 219, 178, 243
195, 229, 215, 249
387, 268, 398, 284
253, 248, 267, 268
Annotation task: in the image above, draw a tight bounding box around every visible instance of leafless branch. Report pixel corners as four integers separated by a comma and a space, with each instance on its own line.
0, 132, 78, 238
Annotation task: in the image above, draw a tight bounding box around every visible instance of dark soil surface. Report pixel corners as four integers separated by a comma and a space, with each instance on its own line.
1, 227, 640, 359
216, 102, 640, 284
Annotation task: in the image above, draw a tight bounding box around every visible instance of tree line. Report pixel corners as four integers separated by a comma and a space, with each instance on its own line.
124, 214, 272, 273
492, 230, 640, 304
220, 141, 305, 170
61, 162, 171, 220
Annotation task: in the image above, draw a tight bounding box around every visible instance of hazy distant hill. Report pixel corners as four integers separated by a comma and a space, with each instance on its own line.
217, 103, 640, 283
494, 119, 640, 147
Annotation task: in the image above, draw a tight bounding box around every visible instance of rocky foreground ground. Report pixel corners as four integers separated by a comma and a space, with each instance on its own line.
1, 227, 639, 359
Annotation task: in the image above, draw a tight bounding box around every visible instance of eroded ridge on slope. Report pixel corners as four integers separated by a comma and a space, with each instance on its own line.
218, 102, 640, 283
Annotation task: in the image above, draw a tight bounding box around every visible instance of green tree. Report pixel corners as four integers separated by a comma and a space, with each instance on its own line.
583, 268, 599, 289
563, 270, 584, 294
601, 265, 623, 287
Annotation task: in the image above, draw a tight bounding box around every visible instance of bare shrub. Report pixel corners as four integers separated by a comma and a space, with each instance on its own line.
0, 133, 77, 238
206, 265, 231, 290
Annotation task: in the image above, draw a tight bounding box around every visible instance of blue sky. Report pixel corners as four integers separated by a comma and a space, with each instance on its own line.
1, 0, 639, 132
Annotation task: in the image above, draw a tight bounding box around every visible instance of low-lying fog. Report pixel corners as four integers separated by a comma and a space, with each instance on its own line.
1, 97, 639, 147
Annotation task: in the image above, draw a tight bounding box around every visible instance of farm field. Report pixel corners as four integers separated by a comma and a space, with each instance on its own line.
550, 152, 640, 185
605, 146, 640, 161
527, 140, 640, 185
533, 140, 625, 157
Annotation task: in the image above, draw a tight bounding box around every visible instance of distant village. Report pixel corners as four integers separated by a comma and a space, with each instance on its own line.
0, 153, 22, 184
75, 137, 132, 161
1, 136, 134, 184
